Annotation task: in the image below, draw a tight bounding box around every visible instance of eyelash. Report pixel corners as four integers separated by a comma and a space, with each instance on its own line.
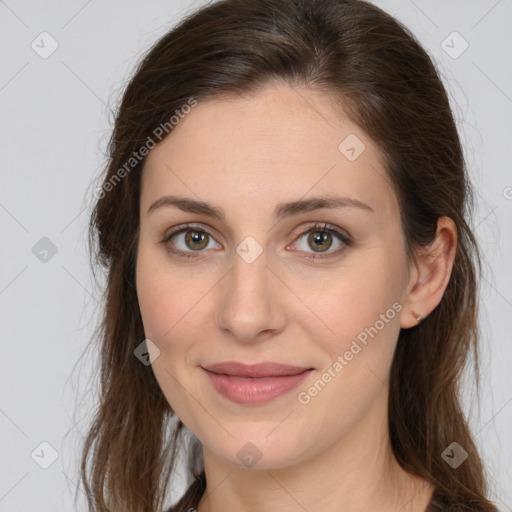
159, 222, 352, 262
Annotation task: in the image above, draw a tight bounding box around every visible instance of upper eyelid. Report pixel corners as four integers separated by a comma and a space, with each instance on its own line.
163, 223, 221, 243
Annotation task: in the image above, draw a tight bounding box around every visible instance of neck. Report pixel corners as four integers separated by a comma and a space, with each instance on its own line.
196, 388, 434, 512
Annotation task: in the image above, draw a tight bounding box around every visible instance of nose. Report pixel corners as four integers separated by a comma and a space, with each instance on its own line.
215, 247, 287, 343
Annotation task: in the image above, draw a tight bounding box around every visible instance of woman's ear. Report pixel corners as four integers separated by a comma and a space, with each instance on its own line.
400, 216, 458, 329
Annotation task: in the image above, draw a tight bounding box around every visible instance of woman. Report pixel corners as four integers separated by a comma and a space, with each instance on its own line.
80, 0, 498, 510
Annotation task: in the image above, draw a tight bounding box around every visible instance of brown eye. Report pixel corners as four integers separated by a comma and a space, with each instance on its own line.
291, 223, 352, 261
161, 222, 351, 262
161, 225, 221, 259
184, 230, 209, 251
307, 230, 333, 253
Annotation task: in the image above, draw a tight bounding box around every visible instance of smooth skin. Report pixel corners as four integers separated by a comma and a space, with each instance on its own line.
135, 81, 457, 512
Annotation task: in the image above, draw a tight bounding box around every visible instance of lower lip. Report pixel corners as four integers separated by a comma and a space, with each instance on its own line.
203, 368, 313, 405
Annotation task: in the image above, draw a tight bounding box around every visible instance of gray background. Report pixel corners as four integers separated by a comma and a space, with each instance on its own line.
0, 0, 511, 510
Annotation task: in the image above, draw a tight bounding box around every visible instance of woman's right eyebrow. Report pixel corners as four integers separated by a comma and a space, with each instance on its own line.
146, 194, 374, 222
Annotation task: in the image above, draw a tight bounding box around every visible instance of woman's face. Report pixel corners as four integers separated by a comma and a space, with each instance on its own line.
136, 82, 416, 469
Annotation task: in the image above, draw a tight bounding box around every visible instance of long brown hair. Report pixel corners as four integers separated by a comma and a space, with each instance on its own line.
79, 0, 497, 510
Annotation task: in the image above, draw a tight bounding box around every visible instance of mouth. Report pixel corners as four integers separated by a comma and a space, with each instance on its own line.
201, 361, 314, 405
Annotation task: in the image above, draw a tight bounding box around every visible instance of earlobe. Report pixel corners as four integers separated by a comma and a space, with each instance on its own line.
411, 311, 424, 323
400, 217, 458, 329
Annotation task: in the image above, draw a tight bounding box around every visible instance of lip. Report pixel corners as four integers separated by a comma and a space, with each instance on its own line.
202, 361, 312, 378
202, 362, 314, 405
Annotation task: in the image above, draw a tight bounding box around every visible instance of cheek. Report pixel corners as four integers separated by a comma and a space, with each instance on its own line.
291, 258, 404, 439
135, 243, 216, 364
136, 253, 170, 341
135, 247, 207, 416
307, 248, 406, 365
136, 242, 186, 336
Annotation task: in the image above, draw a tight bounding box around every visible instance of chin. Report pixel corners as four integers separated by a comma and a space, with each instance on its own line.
201, 427, 312, 471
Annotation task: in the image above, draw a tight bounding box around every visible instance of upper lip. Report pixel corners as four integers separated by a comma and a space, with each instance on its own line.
202, 361, 313, 378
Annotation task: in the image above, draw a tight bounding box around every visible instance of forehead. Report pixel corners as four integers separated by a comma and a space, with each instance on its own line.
141, 82, 398, 224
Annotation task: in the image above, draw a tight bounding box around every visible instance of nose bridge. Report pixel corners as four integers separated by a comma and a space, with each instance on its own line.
216, 244, 285, 341
234, 243, 270, 295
